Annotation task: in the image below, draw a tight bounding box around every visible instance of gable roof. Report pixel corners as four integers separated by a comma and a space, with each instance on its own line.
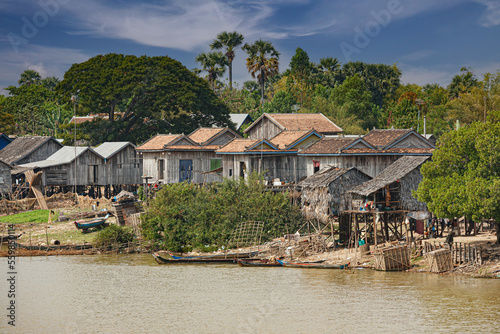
94, 142, 135, 159
363, 129, 413, 149
136, 134, 183, 151
188, 127, 240, 145
229, 114, 253, 130
270, 129, 322, 150
0, 133, 12, 143
348, 155, 429, 196
300, 137, 358, 154
216, 138, 281, 154
17, 146, 102, 169
244, 113, 342, 135
298, 166, 371, 189
0, 136, 63, 165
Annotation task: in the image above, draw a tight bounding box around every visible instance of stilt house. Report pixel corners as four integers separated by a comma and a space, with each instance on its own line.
0, 136, 63, 166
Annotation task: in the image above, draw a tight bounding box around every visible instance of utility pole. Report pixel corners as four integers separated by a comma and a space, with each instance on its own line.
71, 90, 80, 196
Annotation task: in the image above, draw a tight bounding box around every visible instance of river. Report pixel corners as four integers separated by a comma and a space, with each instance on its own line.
1, 253, 499, 333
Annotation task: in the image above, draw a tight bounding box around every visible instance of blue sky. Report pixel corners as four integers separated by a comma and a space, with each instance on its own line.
1, 0, 499, 96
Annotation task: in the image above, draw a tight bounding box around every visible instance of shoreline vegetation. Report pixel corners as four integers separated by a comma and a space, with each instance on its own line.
1, 206, 498, 279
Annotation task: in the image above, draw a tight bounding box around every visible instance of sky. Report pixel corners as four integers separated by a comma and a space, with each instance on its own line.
1, 0, 500, 96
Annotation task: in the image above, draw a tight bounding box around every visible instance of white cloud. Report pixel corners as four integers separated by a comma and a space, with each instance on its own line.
0, 44, 91, 95
475, 0, 500, 27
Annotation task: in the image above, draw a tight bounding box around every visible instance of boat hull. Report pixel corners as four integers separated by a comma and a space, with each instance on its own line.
277, 259, 349, 269
153, 253, 238, 264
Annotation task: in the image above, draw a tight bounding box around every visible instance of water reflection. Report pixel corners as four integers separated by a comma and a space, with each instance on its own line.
0, 254, 498, 333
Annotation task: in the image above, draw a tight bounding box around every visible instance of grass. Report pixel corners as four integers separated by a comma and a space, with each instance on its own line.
25, 226, 99, 244
0, 210, 60, 224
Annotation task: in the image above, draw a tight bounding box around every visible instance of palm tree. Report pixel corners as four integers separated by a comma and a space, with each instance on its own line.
242, 40, 280, 104
210, 31, 244, 90
195, 51, 228, 89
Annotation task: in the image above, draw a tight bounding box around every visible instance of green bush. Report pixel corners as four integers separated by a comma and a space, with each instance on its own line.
94, 224, 135, 248
140, 172, 304, 252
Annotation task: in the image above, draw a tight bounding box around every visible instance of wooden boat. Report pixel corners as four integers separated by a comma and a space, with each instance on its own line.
153, 253, 239, 264
169, 250, 259, 260
74, 214, 109, 230
11, 241, 93, 251
237, 259, 282, 267
0, 233, 23, 242
277, 259, 349, 269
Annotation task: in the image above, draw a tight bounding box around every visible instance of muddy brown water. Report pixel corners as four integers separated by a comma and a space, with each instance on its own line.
1, 253, 499, 333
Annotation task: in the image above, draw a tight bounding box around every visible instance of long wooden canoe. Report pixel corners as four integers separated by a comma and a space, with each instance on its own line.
169, 250, 259, 260
153, 253, 238, 264
237, 259, 282, 267
277, 259, 349, 269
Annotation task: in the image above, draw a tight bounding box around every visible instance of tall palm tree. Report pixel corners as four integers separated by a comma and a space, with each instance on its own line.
210, 31, 244, 89
195, 51, 228, 89
242, 40, 280, 104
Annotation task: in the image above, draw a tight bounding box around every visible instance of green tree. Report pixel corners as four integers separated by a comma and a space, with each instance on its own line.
242, 40, 280, 104
57, 54, 232, 144
18, 69, 41, 86
210, 31, 244, 89
195, 51, 229, 89
289, 47, 311, 82
447, 67, 479, 99
416, 113, 500, 244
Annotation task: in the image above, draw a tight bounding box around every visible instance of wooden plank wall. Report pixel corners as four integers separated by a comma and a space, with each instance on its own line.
16, 139, 62, 165
105, 145, 142, 185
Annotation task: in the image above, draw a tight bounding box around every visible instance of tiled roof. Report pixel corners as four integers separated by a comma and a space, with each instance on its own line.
164, 145, 220, 151
300, 137, 357, 154
217, 139, 259, 153
363, 129, 412, 148
188, 128, 225, 144
269, 113, 342, 133
270, 130, 311, 149
136, 134, 181, 151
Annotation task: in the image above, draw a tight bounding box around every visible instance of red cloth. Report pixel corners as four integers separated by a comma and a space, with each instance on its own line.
313, 160, 320, 168
416, 220, 424, 234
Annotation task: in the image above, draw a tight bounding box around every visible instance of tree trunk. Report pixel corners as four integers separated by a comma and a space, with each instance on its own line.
260, 71, 265, 104
229, 61, 233, 90
496, 221, 500, 245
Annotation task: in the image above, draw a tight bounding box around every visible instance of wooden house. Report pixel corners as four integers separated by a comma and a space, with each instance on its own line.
299, 128, 434, 178
348, 155, 430, 212
0, 160, 12, 194
16, 146, 105, 188
217, 130, 322, 183
244, 113, 342, 139
298, 166, 372, 223
0, 133, 12, 150
137, 128, 240, 184
0, 136, 63, 166
94, 142, 142, 187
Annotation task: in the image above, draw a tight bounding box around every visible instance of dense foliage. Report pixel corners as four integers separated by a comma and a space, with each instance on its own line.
140, 173, 304, 251
93, 224, 135, 248
56, 54, 232, 145
416, 111, 500, 244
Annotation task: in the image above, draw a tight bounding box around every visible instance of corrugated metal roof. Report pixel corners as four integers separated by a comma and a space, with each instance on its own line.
94, 142, 134, 159
17, 146, 90, 168
230, 114, 252, 130
348, 156, 429, 196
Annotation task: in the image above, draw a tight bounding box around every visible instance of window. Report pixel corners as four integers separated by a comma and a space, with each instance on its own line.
158, 159, 164, 179
229, 169, 232, 177
210, 158, 222, 171
313, 160, 320, 173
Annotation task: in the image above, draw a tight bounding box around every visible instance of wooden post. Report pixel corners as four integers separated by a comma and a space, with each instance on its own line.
374, 213, 378, 247
354, 214, 358, 253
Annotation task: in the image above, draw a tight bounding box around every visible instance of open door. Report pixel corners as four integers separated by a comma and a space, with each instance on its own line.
179, 159, 193, 182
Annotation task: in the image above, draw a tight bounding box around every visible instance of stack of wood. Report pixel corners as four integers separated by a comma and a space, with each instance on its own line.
373, 244, 410, 271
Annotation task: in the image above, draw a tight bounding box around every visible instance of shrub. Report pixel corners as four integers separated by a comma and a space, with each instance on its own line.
94, 224, 135, 248
140, 172, 304, 251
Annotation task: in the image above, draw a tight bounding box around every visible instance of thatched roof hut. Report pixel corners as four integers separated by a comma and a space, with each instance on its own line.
298, 165, 372, 223
348, 155, 430, 211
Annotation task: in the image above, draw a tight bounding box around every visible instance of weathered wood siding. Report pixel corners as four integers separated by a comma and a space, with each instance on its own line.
247, 117, 282, 140
0, 163, 11, 193
41, 150, 104, 186
210, 132, 238, 146
165, 151, 221, 184
304, 155, 401, 178
140, 152, 160, 183
221, 154, 307, 184
391, 133, 434, 149
104, 145, 142, 185
16, 139, 62, 165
